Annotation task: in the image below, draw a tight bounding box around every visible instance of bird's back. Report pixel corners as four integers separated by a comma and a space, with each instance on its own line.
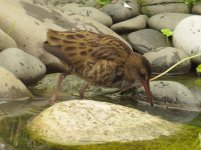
43, 29, 132, 86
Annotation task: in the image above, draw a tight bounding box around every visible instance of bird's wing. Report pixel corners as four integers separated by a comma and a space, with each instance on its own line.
44, 29, 131, 70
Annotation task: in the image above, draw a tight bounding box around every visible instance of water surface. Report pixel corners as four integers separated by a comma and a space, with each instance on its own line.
0, 74, 200, 150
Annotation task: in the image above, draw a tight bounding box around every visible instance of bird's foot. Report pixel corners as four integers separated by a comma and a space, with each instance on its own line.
47, 95, 56, 105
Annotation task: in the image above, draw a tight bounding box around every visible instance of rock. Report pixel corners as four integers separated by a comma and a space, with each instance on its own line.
0, 0, 66, 72
27, 100, 178, 146
0, 0, 131, 72
0, 48, 46, 83
173, 15, 201, 64
140, 3, 189, 17
192, 1, 201, 14
143, 47, 191, 74
111, 15, 147, 32
0, 67, 32, 101
32, 0, 49, 6
55, 3, 113, 26
83, 0, 97, 7
31, 73, 118, 97
136, 81, 199, 111
0, 29, 17, 51
47, 0, 82, 6
127, 29, 170, 54
147, 13, 192, 31
101, 0, 139, 23
139, 0, 184, 5
33, 0, 83, 7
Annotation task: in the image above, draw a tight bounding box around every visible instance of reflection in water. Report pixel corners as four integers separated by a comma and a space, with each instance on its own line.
0, 115, 52, 150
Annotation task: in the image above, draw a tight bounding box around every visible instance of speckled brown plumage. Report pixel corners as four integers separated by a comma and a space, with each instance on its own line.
43, 29, 153, 106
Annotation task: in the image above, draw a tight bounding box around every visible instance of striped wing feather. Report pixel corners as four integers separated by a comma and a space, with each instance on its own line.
44, 29, 131, 69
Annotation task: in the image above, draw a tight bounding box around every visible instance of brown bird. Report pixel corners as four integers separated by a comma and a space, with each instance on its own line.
43, 29, 153, 106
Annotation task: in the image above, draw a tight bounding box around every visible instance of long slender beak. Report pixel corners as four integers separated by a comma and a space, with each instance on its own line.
141, 80, 153, 107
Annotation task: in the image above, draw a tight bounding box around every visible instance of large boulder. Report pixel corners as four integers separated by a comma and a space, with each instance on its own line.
144, 47, 191, 74
0, 48, 46, 83
27, 100, 179, 146
147, 13, 192, 31
0, 67, 32, 101
127, 29, 170, 54
0, 0, 131, 73
173, 15, 201, 64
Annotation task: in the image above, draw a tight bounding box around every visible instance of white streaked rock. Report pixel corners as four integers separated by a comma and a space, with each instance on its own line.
27, 100, 179, 146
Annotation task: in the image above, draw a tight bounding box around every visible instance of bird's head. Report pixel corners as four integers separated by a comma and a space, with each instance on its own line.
124, 53, 153, 106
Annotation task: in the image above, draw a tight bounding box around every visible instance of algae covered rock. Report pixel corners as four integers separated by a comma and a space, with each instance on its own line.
31, 73, 118, 98
27, 100, 179, 146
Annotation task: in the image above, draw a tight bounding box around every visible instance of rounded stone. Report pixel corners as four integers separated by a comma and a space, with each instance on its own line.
31, 73, 118, 97
139, 0, 184, 5
0, 67, 32, 101
48, 0, 82, 6
143, 47, 191, 74
192, 2, 201, 14
0, 29, 17, 51
0, 0, 131, 73
140, 3, 189, 17
136, 81, 199, 111
147, 13, 191, 31
127, 29, 169, 54
27, 100, 178, 146
111, 15, 147, 32
0, 48, 46, 83
173, 15, 201, 64
55, 3, 113, 26
101, 0, 139, 23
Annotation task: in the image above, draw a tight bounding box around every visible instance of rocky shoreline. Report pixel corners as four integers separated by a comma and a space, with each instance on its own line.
0, 0, 200, 105
0, 0, 201, 147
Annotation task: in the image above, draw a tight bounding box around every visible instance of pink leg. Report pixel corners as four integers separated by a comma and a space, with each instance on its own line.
48, 73, 68, 105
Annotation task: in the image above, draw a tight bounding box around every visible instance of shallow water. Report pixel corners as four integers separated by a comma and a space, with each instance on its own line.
0, 74, 201, 150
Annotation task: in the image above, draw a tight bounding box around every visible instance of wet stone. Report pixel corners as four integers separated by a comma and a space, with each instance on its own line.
27, 100, 179, 146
